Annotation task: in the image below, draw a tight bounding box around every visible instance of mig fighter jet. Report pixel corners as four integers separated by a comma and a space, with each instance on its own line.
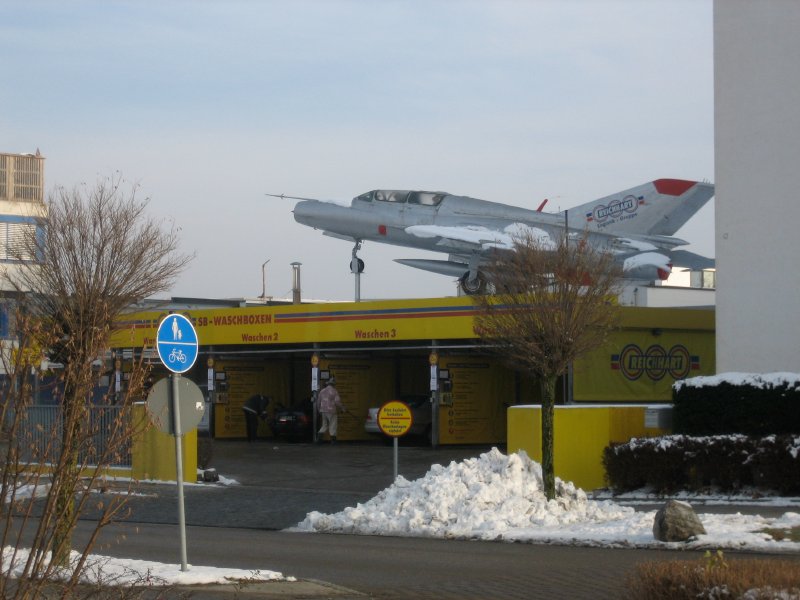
271, 178, 714, 295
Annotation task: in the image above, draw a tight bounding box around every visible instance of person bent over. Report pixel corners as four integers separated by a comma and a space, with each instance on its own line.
242, 394, 269, 442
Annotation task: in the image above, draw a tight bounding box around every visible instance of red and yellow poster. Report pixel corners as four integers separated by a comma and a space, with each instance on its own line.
573, 330, 716, 402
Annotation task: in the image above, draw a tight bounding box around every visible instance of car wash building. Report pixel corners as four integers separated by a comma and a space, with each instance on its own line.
110, 295, 715, 446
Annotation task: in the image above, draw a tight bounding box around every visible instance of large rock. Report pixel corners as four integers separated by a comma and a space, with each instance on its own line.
653, 499, 707, 542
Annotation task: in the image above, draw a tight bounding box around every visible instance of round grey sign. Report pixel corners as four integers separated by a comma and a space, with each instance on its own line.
146, 376, 206, 435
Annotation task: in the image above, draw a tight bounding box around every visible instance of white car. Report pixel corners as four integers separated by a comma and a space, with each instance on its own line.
364, 394, 433, 441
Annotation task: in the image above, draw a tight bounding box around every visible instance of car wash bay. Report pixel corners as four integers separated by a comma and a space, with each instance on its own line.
111, 297, 715, 445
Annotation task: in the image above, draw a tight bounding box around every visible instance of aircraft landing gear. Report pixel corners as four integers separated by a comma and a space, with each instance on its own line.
351, 241, 364, 301
350, 257, 365, 274
459, 271, 487, 295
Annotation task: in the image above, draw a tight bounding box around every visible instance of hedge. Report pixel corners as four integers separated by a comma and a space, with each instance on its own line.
603, 434, 800, 495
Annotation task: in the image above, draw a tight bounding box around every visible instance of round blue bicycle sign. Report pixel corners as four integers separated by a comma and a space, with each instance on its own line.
156, 314, 199, 374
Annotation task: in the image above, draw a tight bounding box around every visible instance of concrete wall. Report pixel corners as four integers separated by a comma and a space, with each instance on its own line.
714, 1, 800, 372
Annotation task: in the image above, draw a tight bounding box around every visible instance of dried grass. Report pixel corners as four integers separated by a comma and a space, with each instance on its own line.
624, 551, 800, 599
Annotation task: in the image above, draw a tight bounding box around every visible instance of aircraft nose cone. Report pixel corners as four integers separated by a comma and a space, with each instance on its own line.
292, 200, 317, 225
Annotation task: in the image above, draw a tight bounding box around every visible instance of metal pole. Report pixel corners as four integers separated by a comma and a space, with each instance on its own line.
430, 342, 439, 449
393, 436, 399, 481
311, 390, 318, 443
171, 374, 188, 572
260, 259, 270, 298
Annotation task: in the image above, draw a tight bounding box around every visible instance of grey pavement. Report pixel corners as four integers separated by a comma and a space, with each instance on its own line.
124, 438, 499, 529
102, 438, 798, 598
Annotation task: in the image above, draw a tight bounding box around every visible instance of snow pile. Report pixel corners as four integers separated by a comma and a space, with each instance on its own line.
293, 448, 800, 551
295, 448, 632, 538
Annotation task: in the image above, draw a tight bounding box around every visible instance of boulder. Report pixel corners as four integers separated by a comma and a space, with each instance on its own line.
202, 468, 219, 483
653, 499, 706, 542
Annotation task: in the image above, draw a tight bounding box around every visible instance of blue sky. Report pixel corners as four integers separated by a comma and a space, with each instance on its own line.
1, 0, 714, 301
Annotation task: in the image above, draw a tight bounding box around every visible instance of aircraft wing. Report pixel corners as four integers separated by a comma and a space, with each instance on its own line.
399, 223, 712, 283
668, 249, 716, 271
405, 223, 557, 252
610, 234, 688, 253
394, 258, 472, 277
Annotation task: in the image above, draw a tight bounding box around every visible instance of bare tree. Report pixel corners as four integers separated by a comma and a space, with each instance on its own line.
0, 315, 156, 597
473, 230, 622, 500
1, 174, 192, 584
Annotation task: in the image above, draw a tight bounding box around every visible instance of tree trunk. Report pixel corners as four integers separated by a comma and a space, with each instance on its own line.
540, 375, 557, 500
51, 387, 85, 567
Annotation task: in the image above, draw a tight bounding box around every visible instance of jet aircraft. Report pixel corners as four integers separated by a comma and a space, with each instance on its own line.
272, 179, 714, 294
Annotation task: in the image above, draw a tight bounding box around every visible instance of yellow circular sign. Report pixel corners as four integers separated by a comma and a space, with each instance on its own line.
377, 400, 413, 437
429, 352, 438, 366
311, 353, 319, 367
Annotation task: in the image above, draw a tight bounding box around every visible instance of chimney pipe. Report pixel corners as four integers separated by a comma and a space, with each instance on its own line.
291, 262, 302, 304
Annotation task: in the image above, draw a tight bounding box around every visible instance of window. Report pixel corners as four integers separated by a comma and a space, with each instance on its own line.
0, 153, 44, 203
0, 219, 39, 261
0, 155, 7, 200
374, 190, 410, 203
11, 156, 43, 202
407, 191, 446, 206
0, 301, 13, 338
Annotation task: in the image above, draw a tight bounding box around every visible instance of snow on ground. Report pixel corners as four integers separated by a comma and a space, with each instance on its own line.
292, 448, 800, 553
1, 547, 292, 586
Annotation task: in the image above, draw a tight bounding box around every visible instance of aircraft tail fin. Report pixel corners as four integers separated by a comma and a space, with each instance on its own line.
566, 179, 714, 237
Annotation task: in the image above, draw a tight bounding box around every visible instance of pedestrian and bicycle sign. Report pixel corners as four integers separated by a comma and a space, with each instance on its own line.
377, 400, 413, 482
153, 313, 201, 572
156, 314, 198, 374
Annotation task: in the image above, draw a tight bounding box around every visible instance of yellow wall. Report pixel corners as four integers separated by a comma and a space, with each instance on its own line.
507, 405, 669, 491
132, 403, 197, 483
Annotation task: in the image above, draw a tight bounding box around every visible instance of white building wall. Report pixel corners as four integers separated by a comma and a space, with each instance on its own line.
618, 285, 715, 309
714, 1, 800, 372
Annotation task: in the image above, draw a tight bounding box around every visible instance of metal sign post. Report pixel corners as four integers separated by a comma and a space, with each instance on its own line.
377, 400, 413, 481
171, 373, 187, 570
310, 353, 320, 442
155, 314, 199, 573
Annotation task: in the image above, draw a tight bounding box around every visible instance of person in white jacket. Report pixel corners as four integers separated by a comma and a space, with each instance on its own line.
317, 377, 345, 444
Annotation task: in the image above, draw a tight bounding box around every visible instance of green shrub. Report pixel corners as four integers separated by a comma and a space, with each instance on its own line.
603, 435, 800, 494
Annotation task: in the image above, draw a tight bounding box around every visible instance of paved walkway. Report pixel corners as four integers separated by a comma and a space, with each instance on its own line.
124, 439, 497, 530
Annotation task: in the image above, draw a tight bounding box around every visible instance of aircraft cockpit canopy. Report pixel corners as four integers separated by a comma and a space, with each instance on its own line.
355, 190, 448, 206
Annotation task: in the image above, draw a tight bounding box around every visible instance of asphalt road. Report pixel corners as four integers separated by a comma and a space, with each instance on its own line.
71, 440, 800, 598
80, 520, 713, 599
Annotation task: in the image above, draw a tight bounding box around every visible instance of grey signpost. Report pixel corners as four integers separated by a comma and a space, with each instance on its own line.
154, 313, 199, 572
